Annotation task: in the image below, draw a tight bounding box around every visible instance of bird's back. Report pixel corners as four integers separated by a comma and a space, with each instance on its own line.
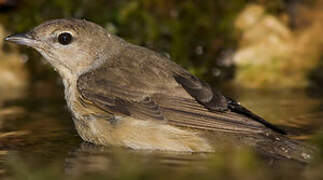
74, 44, 314, 163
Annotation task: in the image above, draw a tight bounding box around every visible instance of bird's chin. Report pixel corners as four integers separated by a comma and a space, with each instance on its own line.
5, 33, 40, 47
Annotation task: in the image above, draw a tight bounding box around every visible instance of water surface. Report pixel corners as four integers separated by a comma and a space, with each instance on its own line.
0, 87, 322, 178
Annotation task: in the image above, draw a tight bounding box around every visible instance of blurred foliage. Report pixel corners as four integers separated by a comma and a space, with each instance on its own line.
0, 0, 290, 84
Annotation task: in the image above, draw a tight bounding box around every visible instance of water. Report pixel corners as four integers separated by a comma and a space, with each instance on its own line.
0, 86, 322, 178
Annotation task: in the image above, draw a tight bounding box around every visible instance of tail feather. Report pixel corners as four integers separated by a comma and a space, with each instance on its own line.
226, 97, 286, 135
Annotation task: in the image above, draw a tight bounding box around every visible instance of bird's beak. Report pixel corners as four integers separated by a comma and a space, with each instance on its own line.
5, 32, 39, 47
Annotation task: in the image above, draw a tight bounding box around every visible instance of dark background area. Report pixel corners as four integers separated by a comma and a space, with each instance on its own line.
1, 0, 321, 87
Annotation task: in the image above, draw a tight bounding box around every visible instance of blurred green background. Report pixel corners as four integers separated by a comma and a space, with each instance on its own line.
0, 0, 322, 90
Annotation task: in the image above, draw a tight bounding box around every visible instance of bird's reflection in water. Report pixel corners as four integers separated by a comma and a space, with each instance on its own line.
64, 142, 211, 175
64, 141, 308, 176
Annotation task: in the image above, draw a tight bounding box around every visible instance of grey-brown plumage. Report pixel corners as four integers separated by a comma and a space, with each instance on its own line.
5, 18, 314, 163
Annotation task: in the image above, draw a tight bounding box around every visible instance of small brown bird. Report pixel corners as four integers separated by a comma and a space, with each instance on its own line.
5, 19, 312, 162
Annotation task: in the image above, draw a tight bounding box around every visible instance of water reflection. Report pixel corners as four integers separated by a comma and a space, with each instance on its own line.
64, 142, 212, 176
0, 88, 322, 177
226, 89, 323, 136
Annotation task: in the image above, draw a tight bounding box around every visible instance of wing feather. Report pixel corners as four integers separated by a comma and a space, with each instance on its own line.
77, 45, 281, 134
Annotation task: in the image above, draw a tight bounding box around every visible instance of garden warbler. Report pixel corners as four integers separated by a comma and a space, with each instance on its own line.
5, 19, 312, 162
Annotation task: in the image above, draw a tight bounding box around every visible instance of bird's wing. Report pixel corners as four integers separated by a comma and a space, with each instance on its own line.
172, 71, 228, 111
172, 71, 285, 134
77, 46, 279, 134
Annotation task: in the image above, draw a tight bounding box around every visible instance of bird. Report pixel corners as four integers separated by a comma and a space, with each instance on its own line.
5, 18, 313, 162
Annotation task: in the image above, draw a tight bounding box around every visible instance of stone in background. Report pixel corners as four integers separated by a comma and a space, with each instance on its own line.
0, 24, 29, 100
233, 3, 323, 89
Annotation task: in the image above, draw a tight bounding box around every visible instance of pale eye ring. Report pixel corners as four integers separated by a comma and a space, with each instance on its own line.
58, 32, 72, 45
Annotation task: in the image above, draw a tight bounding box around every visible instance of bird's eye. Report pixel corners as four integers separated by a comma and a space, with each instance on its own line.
58, 32, 72, 45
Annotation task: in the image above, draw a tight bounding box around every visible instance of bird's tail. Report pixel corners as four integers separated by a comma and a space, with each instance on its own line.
226, 97, 286, 134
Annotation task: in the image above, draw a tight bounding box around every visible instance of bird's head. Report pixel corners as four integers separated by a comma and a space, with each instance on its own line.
5, 18, 124, 79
